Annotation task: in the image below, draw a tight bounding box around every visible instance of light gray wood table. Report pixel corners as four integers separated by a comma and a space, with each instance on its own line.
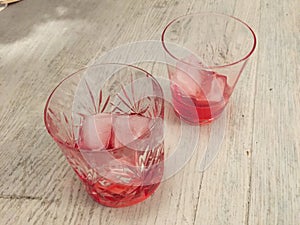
0, 0, 299, 224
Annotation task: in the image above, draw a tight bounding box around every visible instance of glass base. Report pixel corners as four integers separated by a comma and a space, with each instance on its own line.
85, 182, 161, 208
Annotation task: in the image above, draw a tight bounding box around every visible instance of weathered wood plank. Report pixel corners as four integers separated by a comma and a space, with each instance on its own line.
248, 0, 300, 224
0, 0, 299, 224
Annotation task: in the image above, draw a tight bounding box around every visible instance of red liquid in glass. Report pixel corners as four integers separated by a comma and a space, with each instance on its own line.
78, 147, 163, 208
171, 78, 230, 124
170, 56, 231, 124
68, 113, 164, 208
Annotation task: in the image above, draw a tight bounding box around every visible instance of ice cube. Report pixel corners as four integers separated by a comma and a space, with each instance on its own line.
112, 114, 153, 149
205, 73, 227, 102
172, 55, 206, 97
79, 113, 112, 150
171, 68, 201, 97
174, 54, 227, 102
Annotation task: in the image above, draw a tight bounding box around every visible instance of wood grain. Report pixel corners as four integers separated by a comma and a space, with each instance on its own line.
248, 0, 300, 224
0, 0, 299, 224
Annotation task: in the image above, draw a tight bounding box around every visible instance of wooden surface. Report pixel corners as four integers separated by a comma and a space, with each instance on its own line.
0, 0, 299, 224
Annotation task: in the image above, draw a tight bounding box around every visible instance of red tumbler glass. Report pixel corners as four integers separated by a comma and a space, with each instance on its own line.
44, 64, 164, 207
162, 13, 256, 124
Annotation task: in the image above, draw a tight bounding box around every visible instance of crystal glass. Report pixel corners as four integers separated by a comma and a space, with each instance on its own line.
44, 64, 164, 207
162, 13, 256, 124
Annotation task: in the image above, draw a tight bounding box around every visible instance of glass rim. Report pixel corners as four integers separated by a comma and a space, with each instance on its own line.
161, 12, 257, 70
44, 63, 164, 150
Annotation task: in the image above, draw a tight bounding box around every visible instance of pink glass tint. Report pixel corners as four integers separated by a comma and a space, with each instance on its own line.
162, 13, 256, 124
44, 64, 164, 207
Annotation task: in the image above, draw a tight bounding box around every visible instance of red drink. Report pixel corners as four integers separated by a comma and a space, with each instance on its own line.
162, 13, 256, 124
67, 113, 164, 208
44, 64, 165, 208
76, 144, 163, 208
170, 73, 231, 124
169, 55, 231, 124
